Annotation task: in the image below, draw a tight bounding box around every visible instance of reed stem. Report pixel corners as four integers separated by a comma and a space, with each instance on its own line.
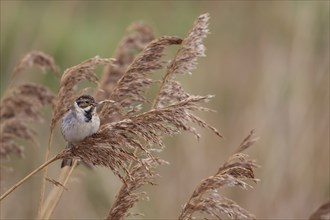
42, 160, 78, 219
37, 129, 54, 217
0, 155, 59, 201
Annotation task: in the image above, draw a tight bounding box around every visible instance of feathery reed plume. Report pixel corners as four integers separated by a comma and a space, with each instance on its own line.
1, 83, 54, 121
13, 51, 60, 79
96, 22, 155, 103
107, 158, 168, 220
51, 56, 114, 129
99, 36, 182, 123
0, 119, 36, 157
178, 130, 259, 220
120, 95, 222, 141
309, 200, 330, 220
168, 13, 209, 74
156, 80, 190, 108
153, 13, 209, 109
0, 83, 54, 159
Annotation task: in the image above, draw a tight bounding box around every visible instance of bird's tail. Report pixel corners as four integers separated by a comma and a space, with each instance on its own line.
61, 158, 73, 168
61, 142, 73, 168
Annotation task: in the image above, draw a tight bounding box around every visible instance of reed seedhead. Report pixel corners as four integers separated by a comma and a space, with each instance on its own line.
154, 13, 210, 109
13, 51, 60, 79
178, 130, 259, 220
0, 83, 54, 159
167, 13, 209, 75
107, 158, 168, 220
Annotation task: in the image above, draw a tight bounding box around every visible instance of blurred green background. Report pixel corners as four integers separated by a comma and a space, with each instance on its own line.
1, 1, 329, 219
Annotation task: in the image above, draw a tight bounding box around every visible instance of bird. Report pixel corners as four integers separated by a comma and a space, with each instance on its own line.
60, 95, 100, 167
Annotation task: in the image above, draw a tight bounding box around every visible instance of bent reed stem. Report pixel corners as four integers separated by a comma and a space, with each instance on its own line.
0, 155, 59, 201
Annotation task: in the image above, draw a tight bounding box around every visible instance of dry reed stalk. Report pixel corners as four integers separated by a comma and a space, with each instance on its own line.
309, 200, 330, 220
178, 130, 259, 220
37, 132, 54, 217
95, 22, 155, 104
